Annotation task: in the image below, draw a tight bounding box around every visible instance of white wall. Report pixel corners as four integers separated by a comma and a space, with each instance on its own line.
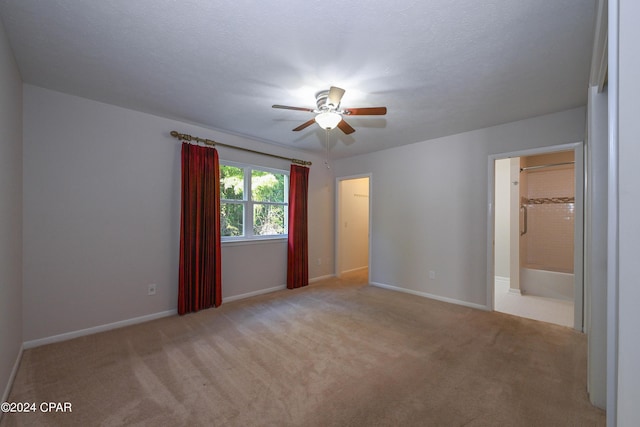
0, 18, 23, 403
586, 85, 607, 409
339, 177, 369, 274
616, 0, 640, 423
332, 107, 586, 308
22, 85, 334, 342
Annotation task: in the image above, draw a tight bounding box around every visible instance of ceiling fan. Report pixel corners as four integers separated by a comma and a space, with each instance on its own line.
272, 86, 387, 135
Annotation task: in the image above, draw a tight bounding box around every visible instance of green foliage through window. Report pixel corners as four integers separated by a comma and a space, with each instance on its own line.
220, 165, 244, 200
220, 163, 288, 239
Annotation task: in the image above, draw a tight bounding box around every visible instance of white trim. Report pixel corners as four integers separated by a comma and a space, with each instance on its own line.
371, 281, 489, 311
24, 276, 341, 350
224, 275, 337, 302
487, 156, 497, 309
23, 310, 177, 349
222, 237, 287, 247
1, 344, 24, 416
222, 276, 338, 303
494, 275, 510, 286
495, 275, 522, 295
341, 266, 368, 275
310, 274, 335, 283
606, 0, 618, 423
223, 285, 286, 302
574, 143, 586, 331
590, 0, 609, 91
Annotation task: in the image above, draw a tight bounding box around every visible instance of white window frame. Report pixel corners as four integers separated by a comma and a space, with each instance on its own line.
220, 160, 289, 243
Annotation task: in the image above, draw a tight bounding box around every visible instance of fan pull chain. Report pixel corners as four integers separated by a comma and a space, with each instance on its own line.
324, 129, 331, 169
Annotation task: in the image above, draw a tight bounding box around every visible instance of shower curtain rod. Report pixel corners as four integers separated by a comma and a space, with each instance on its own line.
520, 161, 574, 172
170, 131, 312, 166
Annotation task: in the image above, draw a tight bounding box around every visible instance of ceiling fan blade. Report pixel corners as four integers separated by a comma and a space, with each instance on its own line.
292, 118, 317, 132
327, 86, 346, 107
343, 107, 387, 116
337, 119, 356, 135
272, 104, 315, 113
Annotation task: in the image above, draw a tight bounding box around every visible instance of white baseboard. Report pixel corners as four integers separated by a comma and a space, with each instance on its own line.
494, 276, 510, 287
1, 344, 24, 413
224, 285, 286, 303
340, 266, 368, 275
495, 275, 522, 295
23, 310, 177, 350
224, 274, 337, 302
310, 274, 335, 283
370, 281, 489, 311
24, 276, 338, 349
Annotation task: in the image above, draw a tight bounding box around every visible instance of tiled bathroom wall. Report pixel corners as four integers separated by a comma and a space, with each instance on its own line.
522, 166, 575, 273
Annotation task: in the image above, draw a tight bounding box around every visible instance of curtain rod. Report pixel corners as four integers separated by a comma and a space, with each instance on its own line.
170, 131, 312, 166
520, 161, 575, 172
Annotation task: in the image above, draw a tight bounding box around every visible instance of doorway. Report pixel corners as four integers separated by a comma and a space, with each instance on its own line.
336, 175, 370, 279
489, 144, 584, 330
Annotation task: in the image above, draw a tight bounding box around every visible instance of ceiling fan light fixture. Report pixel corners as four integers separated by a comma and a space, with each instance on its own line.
315, 111, 342, 130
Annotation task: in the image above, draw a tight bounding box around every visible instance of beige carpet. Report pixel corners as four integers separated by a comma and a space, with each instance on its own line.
2, 271, 605, 426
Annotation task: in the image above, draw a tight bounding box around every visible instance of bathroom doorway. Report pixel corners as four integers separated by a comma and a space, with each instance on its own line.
490, 145, 583, 330
336, 175, 370, 279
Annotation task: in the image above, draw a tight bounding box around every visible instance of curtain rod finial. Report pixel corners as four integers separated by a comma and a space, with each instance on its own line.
171, 131, 192, 141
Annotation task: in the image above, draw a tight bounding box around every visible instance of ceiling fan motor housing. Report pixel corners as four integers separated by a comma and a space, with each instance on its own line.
315, 90, 334, 111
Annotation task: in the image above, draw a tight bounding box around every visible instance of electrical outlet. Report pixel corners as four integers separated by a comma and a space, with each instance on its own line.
428, 271, 436, 280
317, 258, 322, 265
148, 283, 157, 295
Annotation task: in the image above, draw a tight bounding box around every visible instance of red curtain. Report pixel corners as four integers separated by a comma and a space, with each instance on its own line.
178, 142, 222, 315
287, 164, 309, 289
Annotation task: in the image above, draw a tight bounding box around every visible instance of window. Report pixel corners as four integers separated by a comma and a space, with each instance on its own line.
220, 162, 289, 241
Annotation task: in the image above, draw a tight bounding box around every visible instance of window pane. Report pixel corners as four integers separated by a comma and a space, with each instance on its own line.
253, 203, 285, 236
221, 202, 243, 236
220, 165, 244, 200
252, 170, 285, 203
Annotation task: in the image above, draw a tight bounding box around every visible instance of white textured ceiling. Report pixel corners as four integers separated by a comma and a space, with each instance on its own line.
0, 0, 596, 159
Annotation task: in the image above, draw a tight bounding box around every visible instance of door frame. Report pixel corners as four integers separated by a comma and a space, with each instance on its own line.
486, 141, 584, 331
335, 174, 372, 280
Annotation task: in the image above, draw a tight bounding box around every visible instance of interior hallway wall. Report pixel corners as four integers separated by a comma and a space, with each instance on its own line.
0, 17, 23, 404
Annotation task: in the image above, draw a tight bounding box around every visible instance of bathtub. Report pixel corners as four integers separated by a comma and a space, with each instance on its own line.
520, 268, 574, 301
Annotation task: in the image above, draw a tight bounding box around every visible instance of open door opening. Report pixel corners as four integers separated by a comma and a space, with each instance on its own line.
336, 176, 370, 280
492, 148, 583, 330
